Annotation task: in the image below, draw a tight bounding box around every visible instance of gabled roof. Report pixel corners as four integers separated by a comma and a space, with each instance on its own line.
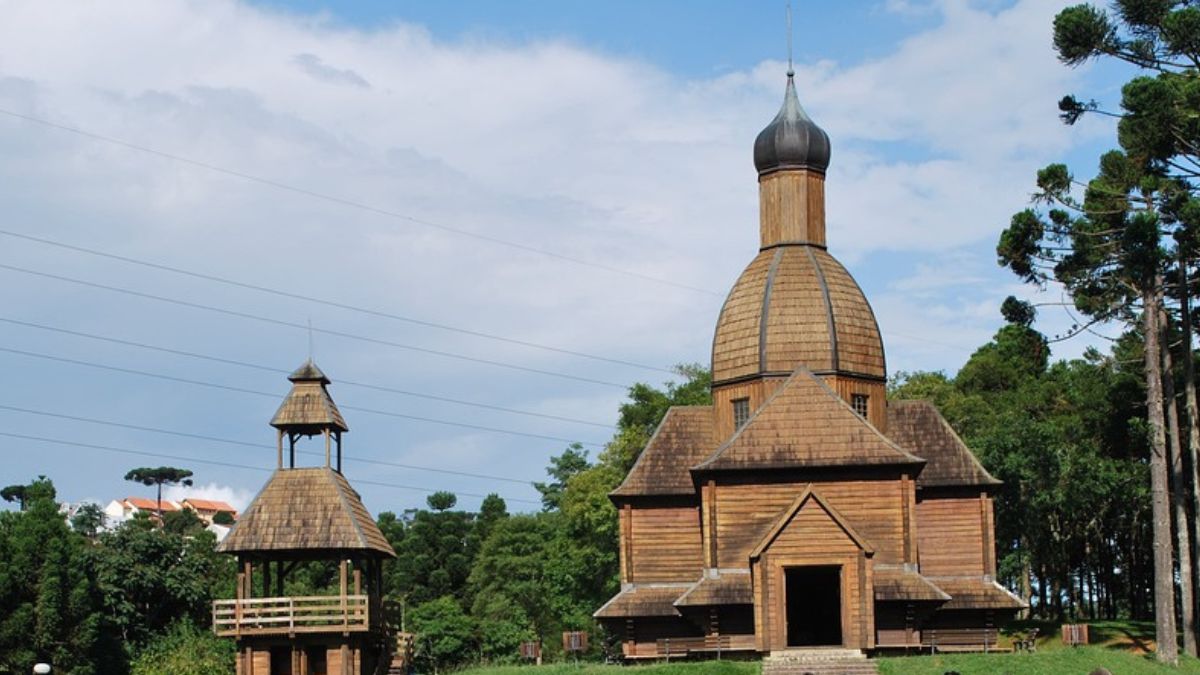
217, 467, 395, 558
594, 584, 690, 619
674, 572, 752, 607
874, 565, 951, 602
181, 498, 236, 513
694, 368, 924, 472
124, 497, 179, 512
611, 406, 713, 497
748, 484, 874, 560
886, 400, 1000, 488
271, 360, 349, 433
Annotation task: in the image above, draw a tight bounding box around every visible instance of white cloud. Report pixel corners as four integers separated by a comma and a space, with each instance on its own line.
163, 481, 257, 512
0, 0, 1117, 511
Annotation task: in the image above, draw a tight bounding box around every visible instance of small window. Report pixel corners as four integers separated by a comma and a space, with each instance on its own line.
733, 398, 751, 429
851, 394, 869, 418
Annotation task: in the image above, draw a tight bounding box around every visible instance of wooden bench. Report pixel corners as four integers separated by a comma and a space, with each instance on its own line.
1013, 627, 1039, 652
923, 628, 999, 653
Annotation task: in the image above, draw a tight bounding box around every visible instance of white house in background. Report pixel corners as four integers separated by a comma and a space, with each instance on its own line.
104, 495, 181, 523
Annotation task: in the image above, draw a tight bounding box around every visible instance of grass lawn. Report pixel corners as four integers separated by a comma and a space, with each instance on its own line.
459, 622, 1200, 674
877, 647, 1200, 674
457, 663, 760, 675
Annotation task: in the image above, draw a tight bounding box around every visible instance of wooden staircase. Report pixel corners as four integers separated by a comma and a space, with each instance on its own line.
762, 649, 879, 675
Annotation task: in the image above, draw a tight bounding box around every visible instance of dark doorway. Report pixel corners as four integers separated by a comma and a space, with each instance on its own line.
269, 646, 293, 675
306, 646, 327, 675
785, 565, 843, 646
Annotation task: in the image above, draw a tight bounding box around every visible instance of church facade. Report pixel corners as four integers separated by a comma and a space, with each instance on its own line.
594, 72, 1023, 658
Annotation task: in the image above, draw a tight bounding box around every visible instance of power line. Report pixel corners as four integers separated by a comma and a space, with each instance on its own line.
0, 403, 536, 485
0, 316, 614, 429
0, 108, 722, 297
0, 430, 540, 505
0, 262, 630, 389
0, 228, 676, 374
0, 345, 606, 448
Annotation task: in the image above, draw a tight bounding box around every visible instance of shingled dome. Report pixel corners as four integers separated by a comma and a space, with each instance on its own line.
753, 72, 831, 176
711, 245, 885, 384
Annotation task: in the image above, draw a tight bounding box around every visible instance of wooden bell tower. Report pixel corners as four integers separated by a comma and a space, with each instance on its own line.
214, 360, 397, 675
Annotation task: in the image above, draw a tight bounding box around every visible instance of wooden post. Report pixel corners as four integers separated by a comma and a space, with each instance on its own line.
275, 559, 284, 597
336, 432, 343, 473
340, 644, 350, 675
276, 429, 283, 469
340, 559, 349, 632
262, 558, 272, 598
325, 429, 332, 468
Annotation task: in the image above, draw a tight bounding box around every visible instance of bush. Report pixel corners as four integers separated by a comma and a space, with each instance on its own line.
129, 622, 234, 675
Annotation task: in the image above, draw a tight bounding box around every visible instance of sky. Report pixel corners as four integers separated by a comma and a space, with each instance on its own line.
0, 0, 1137, 516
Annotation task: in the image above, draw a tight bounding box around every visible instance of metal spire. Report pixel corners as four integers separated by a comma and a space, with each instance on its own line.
787, 1, 794, 77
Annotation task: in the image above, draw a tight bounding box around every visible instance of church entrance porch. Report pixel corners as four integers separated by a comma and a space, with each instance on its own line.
785, 565, 843, 647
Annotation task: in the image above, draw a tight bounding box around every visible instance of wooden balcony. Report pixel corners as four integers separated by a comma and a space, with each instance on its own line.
213, 595, 378, 637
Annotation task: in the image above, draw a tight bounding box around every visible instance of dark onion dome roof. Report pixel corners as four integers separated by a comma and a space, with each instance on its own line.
753, 72, 831, 175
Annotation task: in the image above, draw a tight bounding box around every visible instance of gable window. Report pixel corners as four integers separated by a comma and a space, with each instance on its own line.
732, 397, 751, 429
851, 393, 869, 418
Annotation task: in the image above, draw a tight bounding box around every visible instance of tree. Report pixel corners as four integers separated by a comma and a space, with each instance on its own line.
533, 444, 591, 511
0, 478, 119, 674
211, 510, 234, 526
426, 491, 457, 512
409, 596, 475, 674
71, 503, 106, 539
2, 476, 56, 511
996, 1, 1200, 660
123, 467, 194, 520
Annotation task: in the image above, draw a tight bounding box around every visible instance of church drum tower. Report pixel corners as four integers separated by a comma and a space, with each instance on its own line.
594, 72, 1024, 658
213, 361, 397, 675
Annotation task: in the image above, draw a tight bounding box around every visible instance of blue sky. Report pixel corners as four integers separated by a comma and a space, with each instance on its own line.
0, 0, 1133, 517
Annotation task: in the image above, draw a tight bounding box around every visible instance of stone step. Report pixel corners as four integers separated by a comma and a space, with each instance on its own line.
762, 666, 879, 675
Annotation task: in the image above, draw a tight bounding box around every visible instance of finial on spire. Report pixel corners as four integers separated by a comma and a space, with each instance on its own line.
786, 1, 794, 77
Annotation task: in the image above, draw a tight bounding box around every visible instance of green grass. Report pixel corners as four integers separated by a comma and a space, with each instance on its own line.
458, 622, 1200, 675
876, 646, 1200, 674
457, 662, 760, 675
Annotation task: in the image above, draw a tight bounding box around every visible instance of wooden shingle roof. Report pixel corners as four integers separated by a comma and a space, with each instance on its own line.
594, 584, 690, 619
271, 360, 348, 433
927, 576, 1026, 610
886, 400, 1000, 488
611, 406, 713, 498
694, 369, 924, 472
711, 246, 885, 385
674, 572, 752, 607
873, 565, 951, 602
217, 467, 395, 558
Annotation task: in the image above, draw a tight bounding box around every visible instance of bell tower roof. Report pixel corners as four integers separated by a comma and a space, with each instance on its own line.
753, 72, 831, 176
271, 359, 348, 434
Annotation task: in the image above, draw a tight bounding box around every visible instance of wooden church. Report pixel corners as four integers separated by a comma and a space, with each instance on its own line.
213, 361, 398, 675
594, 71, 1023, 658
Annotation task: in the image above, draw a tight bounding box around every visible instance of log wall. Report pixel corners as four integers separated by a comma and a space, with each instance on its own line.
627, 501, 704, 583
916, 492, 993, 576
714, 477, 907, 567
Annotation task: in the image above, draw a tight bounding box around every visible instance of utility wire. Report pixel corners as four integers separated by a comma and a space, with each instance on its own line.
0, 316, 614, 429
0, 262, 629, 389
0, 403, 535, 485
0, 346, 606, 448
0, 430, 540, 505
0, 228, 676, 374
0, 108, 722, 297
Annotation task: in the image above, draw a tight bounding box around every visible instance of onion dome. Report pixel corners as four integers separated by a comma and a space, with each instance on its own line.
711, 245, 884, 385
753, 72, 831, 175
